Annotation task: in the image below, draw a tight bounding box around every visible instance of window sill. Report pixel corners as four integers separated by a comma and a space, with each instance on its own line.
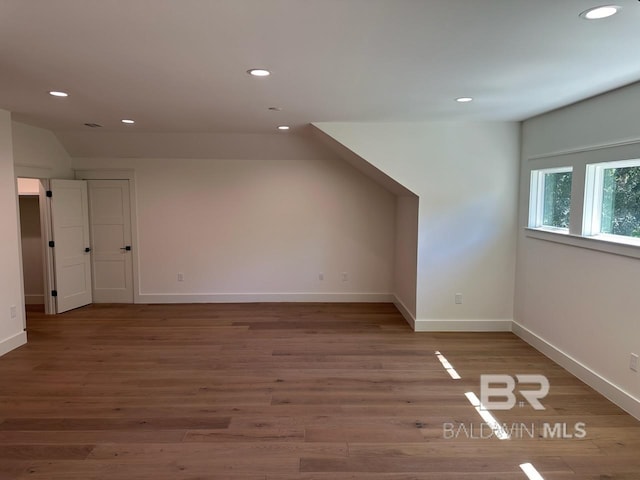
525, 228, 640, 260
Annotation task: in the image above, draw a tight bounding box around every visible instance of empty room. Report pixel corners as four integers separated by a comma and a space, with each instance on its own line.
1, 1, 639, 478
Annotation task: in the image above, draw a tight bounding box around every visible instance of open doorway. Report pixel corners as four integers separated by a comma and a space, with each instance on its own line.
18, 187, 43, 307
17, 177, 94, 315
16, 178, 53, 316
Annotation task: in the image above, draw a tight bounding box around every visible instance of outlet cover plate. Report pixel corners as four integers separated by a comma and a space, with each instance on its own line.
630, 353, 638, 372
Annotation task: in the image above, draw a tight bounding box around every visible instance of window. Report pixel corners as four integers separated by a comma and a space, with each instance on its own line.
527, 155, 640, 256
584, 160, 640, 241
529, 168, 572, 230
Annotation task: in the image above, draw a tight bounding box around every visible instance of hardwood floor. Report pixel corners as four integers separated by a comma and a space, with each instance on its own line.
0, 303, 638, 479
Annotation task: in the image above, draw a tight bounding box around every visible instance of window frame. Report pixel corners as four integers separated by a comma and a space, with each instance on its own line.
583, 158, 640, 245
528, 166, 573, 232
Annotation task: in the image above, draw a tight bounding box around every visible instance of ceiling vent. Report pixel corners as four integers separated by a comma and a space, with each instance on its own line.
84, 123, 103, 128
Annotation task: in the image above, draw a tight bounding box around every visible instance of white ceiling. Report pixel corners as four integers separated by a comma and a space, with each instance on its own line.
1, 0, 640, 134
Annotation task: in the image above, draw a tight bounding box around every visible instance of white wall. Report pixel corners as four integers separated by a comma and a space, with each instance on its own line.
12, 121, 73, 179
19, 196, 44, 304
73, 144, 396, 302
0, 110, 27, 356
394, 195, 418, 320
314, 121, 520, 330
58, 129, 342, 161
516, 82, 640, 417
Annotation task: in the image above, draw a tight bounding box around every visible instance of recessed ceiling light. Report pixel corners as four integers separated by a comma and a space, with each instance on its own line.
121, 119, 135, 124
247, 69, 271, 77
579, 5, 621, 20
277, 125, 290, 131
49, 91, 69, 97
456, 97, 473, 103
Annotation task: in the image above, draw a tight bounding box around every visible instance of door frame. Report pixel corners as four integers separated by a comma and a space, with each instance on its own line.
15, 165, 56, 315
15, 176, 56, 315
75, 169, 140, 304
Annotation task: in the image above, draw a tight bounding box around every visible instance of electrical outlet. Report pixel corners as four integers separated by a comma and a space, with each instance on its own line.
341, 272, 348, 282
455, 293, 463, 304
10, 305, 17, 319
177, 272, 184, 282
318, 273, 324, 281
630, 353, 638, 372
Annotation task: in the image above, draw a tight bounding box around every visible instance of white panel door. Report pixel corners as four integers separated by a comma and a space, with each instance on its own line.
87, 180, 133, 303
50, 179, 92, 313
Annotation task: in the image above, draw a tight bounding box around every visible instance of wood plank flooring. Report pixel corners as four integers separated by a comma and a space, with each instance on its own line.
0, 303, 638, 479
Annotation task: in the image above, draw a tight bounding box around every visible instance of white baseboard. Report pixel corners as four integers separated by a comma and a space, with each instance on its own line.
513, 321, 640, 421
137, 292, 395, 304
392, 295, 416, 329
0, 331, 27, 357
414, 319, 513, 332
25, 294, 44, 305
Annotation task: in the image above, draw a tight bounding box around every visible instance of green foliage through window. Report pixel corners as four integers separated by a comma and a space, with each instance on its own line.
600, 166, 640, 238
542, 171, 572, 228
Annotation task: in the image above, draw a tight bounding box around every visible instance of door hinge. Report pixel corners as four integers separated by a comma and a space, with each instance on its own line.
46, 190, 52, 198
48, 241, 55, 248
51, 290, 58, 297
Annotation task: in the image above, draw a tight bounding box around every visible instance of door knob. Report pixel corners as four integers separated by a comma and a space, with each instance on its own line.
84, 247, 91, 253
120, 246, 132, 251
